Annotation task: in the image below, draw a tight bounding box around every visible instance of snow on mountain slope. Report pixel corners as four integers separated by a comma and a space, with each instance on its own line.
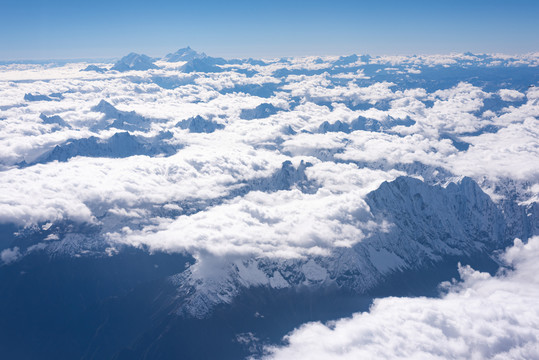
180, 58, 224, 73
90, 99, 163, 131
240, 103, 282, 120
0, 51, 538, 320
163, 47, 207, 62
111, 52, 158, 72
24, 92, 63, 102
168, 175, 529, 318
0, 50, 538, 359
39, 113, 71, 128
264, 236, 539, 360
175, 115, 225, 133
28, 131, 177, 165
81, 64, 108, 73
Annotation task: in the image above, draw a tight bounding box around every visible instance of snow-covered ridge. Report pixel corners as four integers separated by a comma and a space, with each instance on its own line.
169, 175, 534, 318
0, 49, 537, 327
163, 46, 207, 62
111, 53, 158, 72
25, 131, 177, 165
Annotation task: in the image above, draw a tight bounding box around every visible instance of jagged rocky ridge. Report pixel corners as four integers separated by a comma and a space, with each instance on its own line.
169, 175, 535, 318
111, 53, 158, 72
1, 50, 539, 359
26, 131, 177, 165
6, 160, 318, 253
81, 64, 108, 73
91, 99, 162, 131
318, 116, 416, 134
163, 46, 207, 62
240, 103, 282, 120
39, 113, 71, 128
24, 92, 63, 102
175, 115, 225, 133
8, 161, 533, 319
180, 58, 224, 73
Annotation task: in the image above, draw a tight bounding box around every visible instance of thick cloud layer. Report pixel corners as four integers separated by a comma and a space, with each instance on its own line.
1, 51, 538, 342
111, 170, 389, 259
0, 52, 537, 265
263, 236, 539, 360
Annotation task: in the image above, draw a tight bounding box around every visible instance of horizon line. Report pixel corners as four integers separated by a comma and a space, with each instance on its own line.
2, 50, 539, 65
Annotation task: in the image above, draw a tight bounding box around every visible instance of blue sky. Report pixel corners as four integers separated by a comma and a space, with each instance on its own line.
0, 0, 538, 60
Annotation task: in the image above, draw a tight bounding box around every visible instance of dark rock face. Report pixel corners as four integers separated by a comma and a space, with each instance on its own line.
28, 131, 177, 165
175, 115, 225, 133
240, 103, 281, 120
90, 100, 160, 131
81, 65, 108, 73
24, 93, 63, 102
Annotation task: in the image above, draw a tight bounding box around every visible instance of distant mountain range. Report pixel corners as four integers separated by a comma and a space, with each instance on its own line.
1, 49, 538, 359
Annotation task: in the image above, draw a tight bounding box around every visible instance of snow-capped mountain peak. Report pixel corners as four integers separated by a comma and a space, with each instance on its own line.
111, 52, 158, 72
163, 46, 207, 62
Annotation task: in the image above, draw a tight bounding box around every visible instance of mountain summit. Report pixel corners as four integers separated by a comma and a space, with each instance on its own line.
163, 46, 207, 62
111, 52, 158, 72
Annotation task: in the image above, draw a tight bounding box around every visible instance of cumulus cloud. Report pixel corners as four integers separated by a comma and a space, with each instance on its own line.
369, 53, 539, 68
0, 142, 287, 226
499, 89, 526, 102
110, 164, 399, 260
335, 132, 458, 166
452, 118, 539, 181
1, 247, 21, 264
413, 82, 491, 136
282, 76, 398, 106
0, 52, 538, 265
263, 236, 539, 360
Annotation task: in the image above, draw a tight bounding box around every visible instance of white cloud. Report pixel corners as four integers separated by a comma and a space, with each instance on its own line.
499, 89, 526, 102
335, 132, 457, 167
112, 187, 372, 259
283, 77, 398, 106
0, 140, 287, 226
108, 163, 401, 260
0, 53, 537, 267
1, 247, 21, 264
452, 117, 539, 181
263, 236, 539, 360
418, 82, 490, 135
